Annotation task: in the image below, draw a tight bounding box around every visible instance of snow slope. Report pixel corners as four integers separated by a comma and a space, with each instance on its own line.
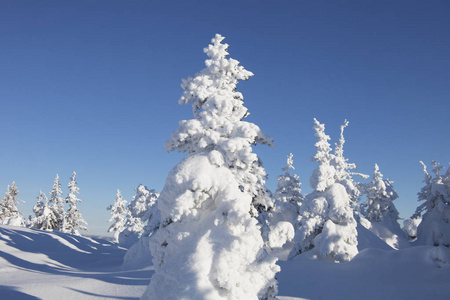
1, 225, 450, 299
0, 225, 152, 299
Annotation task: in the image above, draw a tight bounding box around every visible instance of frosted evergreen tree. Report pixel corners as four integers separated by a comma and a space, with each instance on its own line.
107, 189, 128, 243
32, 190, 59, 230
165, 36, 274, 217
64, 172, 88, 235
118, 184, 159, 247
365, 164, 399, 222
0, 182, 24, 226
331, 120, 368, 207
142, 34, 280, 300
413, 161, 450, 247
48, 175, 66, 232
289, 119, 358, 262
31, 190, 47, 229
272, 153, 303, 227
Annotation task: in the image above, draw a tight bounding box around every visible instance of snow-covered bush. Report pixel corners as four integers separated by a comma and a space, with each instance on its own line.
403, 218, 421, 240
0, 182, 25, 226
289, 119, 358, 262
142, 34, 280, 300
64, 172, 88, 235
413, 161, 450, 247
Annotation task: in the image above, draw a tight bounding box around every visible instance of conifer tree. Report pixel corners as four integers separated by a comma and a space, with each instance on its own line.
142, 34, 279, 300
65, 172, 88, 235
272, 153, 303, 226
365, 164, 399, 223
31, 190, 47, 228
413, 161, 450, 247
289, 119, 358, 262
107, 189, 128, 243
34, 190, 59, 230
48, 175, 66, 232
0, 182, 24, 226
331, 120, 368, 214
118, 184, 159, 247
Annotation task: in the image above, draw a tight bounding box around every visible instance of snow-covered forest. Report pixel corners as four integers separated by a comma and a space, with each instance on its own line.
1, 33, 450, 300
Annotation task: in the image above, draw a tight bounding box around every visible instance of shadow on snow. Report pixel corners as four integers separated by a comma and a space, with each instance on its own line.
0, 226, 153, 287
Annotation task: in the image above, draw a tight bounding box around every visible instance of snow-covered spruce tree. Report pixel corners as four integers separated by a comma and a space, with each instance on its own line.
331, 120, 368, 213
271, 153, 303, 227
48, 175, 66, 232
289, 119, 358, 262
365, 164, 399, 223
362, 164, 409, 249
118, 184, 160, 247
413, 161, 450, 247
0, 182, 24, 226
107, 189, 128, 243
64, 172, 87, 235
122, 185, 161, 267
142, 34, 279, 300
165, 36, 274, 217
32, 190, 47, 229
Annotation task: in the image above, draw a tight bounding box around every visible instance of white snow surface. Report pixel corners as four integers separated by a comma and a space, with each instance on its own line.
0, 225, 151, 300
1, 225, 450, 299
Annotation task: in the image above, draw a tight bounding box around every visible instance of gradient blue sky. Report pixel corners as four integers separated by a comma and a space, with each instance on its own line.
1, 0, 449, 235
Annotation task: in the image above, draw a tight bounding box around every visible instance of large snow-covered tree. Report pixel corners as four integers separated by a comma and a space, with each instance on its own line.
0, 182, 24, 226
107, 189, 128, 243
413, 161, 450, 247
142, 34, 280, 300
289, 119, 358, 262
48, 175, 66, 232
64, 172, 88, 235
165, 35, 274, 216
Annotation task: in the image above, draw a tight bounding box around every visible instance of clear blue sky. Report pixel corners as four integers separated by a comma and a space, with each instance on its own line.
1, 0, 449, 235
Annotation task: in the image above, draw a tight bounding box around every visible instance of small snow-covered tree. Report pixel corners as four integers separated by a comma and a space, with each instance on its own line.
107, 189, 128, 243
331, 120, 368, 210
365, 164, 399, 223
0, 182, 24, 226
413, 161, 450, 247
64, 172, 88, 235
48, 175, 66, 232
32, 190, 59, 230
142, 34, 280, 300
272, 153, 303, 226
118, 184, 160, 247
275, 154, 303, 206
289, 119, 358, 262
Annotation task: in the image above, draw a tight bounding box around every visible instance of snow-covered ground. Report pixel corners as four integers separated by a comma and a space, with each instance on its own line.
1, 225, 450, 299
